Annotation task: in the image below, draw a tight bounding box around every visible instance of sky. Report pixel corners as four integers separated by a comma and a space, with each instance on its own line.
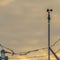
0, 0, 60, 60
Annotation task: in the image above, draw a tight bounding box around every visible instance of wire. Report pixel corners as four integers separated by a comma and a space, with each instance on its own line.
0, 39, 60, 56
51, 39, 60, 47
0, 44, 15, 55
56, 49, 60, 53
21, 39, 60, 55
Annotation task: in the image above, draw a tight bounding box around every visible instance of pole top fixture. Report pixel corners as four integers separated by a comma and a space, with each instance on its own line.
47, 9, 53, 12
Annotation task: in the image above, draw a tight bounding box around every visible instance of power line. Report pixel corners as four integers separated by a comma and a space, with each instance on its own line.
56, 49, 60, 54
19, 39, 60, 55
0, 44, 15, 55
0, 40, 60, 60
0, 39, 60, 56
51, 39, 60, 47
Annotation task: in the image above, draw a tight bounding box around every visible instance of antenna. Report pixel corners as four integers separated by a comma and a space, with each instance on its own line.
47, 9, 53, 60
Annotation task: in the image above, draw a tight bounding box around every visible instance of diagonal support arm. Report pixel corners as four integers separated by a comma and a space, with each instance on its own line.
49, 47, 59, 60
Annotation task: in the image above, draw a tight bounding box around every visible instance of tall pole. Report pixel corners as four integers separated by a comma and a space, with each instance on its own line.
47, 9, 53, 60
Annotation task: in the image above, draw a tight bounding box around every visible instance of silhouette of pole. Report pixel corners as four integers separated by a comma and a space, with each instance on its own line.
47, 9, 53, 60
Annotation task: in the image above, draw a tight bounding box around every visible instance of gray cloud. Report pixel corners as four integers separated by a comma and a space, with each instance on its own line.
0, 1, 60, 59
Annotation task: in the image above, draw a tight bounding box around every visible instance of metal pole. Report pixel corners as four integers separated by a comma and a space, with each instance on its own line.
47, 9, 52, 60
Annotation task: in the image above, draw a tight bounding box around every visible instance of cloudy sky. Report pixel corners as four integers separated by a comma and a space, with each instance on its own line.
0, 0, 60, 60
